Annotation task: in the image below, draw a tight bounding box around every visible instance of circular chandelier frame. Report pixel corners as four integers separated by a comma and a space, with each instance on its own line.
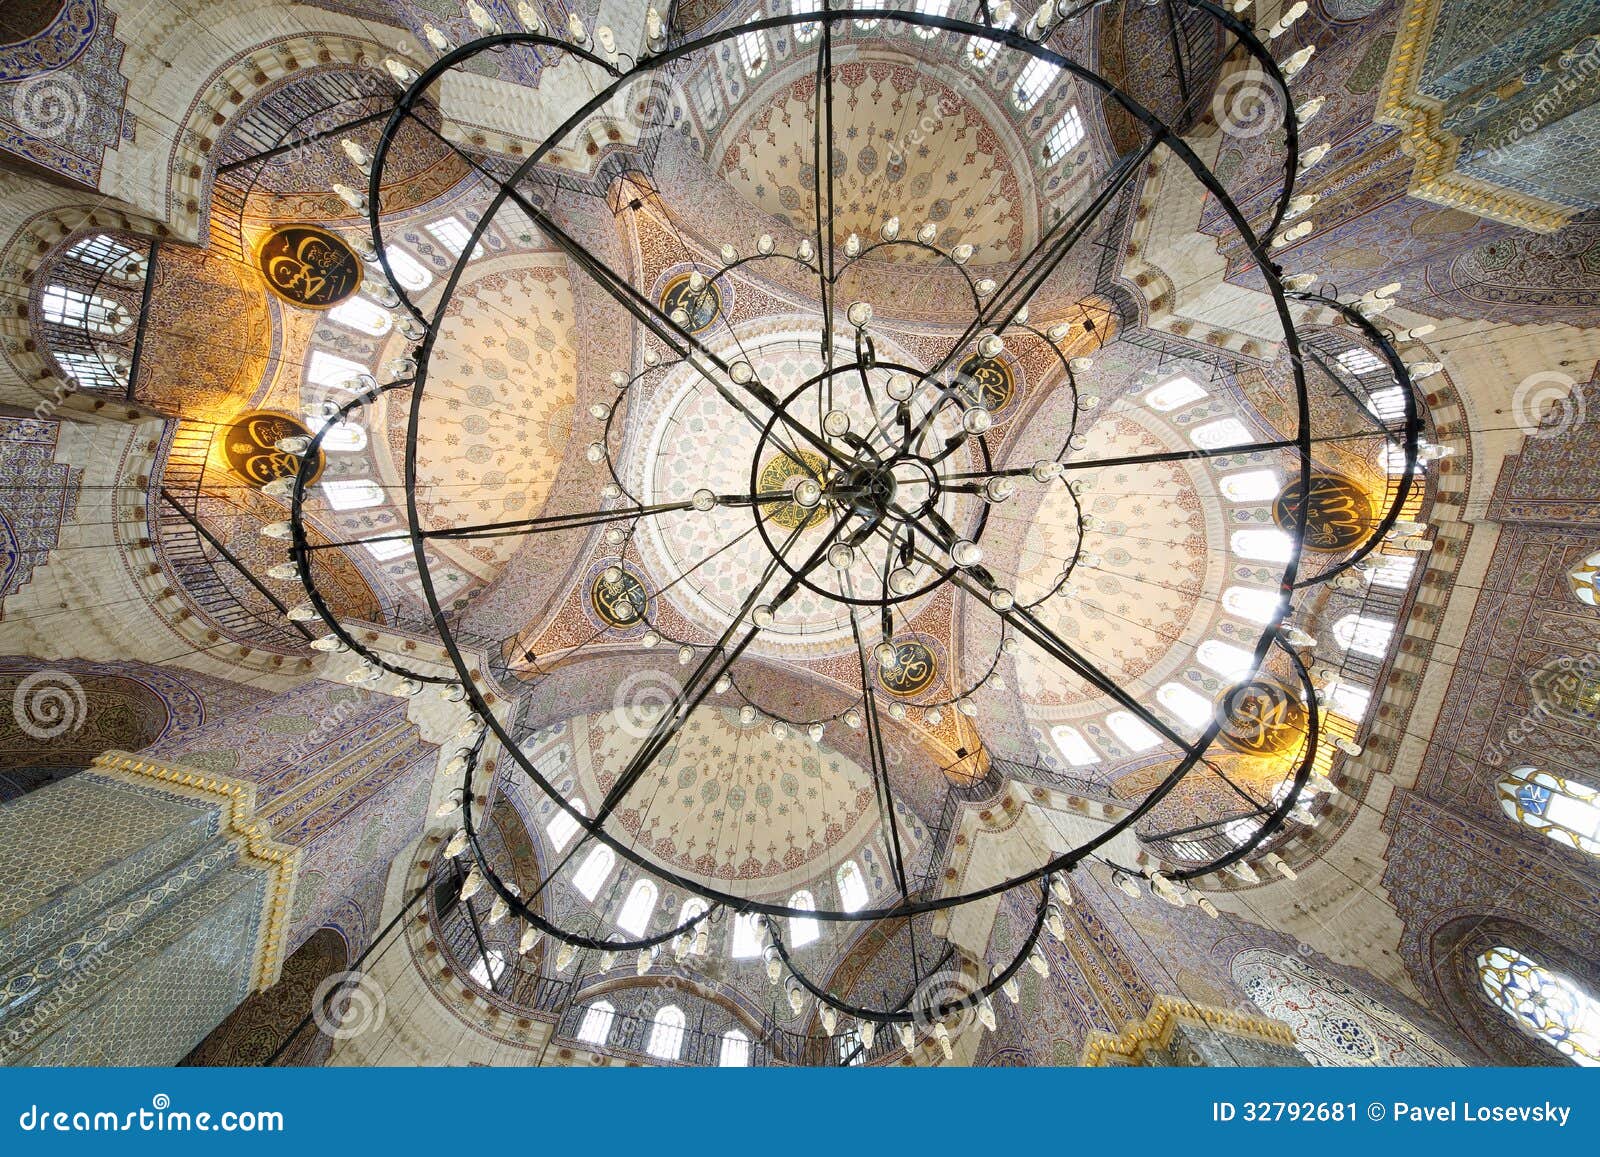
273, 3, 1426, 1028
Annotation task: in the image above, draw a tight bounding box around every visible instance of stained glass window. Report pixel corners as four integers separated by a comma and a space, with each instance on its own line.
1477, 947, 1599, 1066
1570, 550, 1600, 606
1497, 767, 1600, 857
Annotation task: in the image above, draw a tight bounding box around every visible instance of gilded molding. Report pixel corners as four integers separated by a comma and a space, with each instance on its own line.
89, 751, 301, 993
1376, 0, 1575, 234
1081, 995, 1297, 1066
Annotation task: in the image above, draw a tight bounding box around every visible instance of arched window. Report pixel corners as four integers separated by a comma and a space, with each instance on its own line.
426, 215, 483, 259
1197, 639, 1256, 682
1105, 710, 1160, 752
1042, 106, 1085, 165
65, 234, 140, 277
836, 861, 869, 912
718, 1028, 752, 1067
1325, 680, 1372, 721
1013, 57, 1061, 111
851, 0, 881, 30
965, 7, 1015, 66
1332, 613, 1394, 658
1336, 347, 1385, 377
326, 295, 393, 336
679, 898, 709, 954
384, 245, 433, 291
1157, 682, 1213, 728
1497, 767, 1600, 857
1145, 375, 1207, 413
577, 1000, 616, 1046
1368, 552, 1417, 590
730, 911, 763, 958
1222, 586, 1282, 624
573, 845, 615, 900
1569, 550, 1600, 606
1477, 947, 1598, 1066
1232, 528, 1295, 562
647, 1004, 687, 1060
912, 0, 950, 37
306, 350, 370, 391
617, 879, 659, 936
1218, 469, 1280, 503
1190, 418, 1252, 449
319, 478, 384, 511
791, 0, 820, 43
546, 798, 586, 851
737, 12, 768, 76
1050, 724, 1100, 766
787, 890, 819, 947
42, 285, 131, 336
468, 948, 506, 988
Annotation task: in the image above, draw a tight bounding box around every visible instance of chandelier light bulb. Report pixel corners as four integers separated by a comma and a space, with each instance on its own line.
821, 1006, 837, 1035
488, 894, 510, 925
974, 277, 997, 297
793, 478, 823, 508
669, 307, 689, 325
770, 719, 789, 739
897, 1022, 916, 1050
951, 243, 974, 264
797, 238, 815, 263
888, 566, 917, 595
1079, 392, 1100, 408
844, 233, 861, 258
586, 442, 605, 463
640, 631, 661, 649
692, 488, 717, 511
260, 521, 292, 540
985, 587, 1012, 611
764, 945, 783, 984
925, 707, 943, 726
828, 542, 857, 570
715, 674, 732, 694
1046, 903, 1067, 941
957, 697, 978, 717
340, 138, 369, 169
444, 829, 469, 857
874, 641, 900, 669
730, 361, 754, 383
984, 477, 1014, 504
286, 602, 318, 622
844, 709, 862, 729
978, 997, 997, 1033
310, 634, 344, 652
881, 216, 901, 240
807, 721, 825, 743
423, 24, 451, 52
589, 403, 611, 421
860, 1021, 876, 1049
688, 270, 706, 292
757, 233, 774, 254
468, 1, 499, 34
1032, 459, 1062, 482
460, 868, 484, 902
515, 1, 543, 32
599, 950, 616, 971
678, 645, 694, 666
752, 604, 775, 628
1279, 44, 1315, 77
951, 539, 982, 568
721, 243, 738, 263
887, 701, 908, 721
847, 300, 873, 327
823, 409, 850, 437
520, 924, 542, 953
603, 525, 626, 545
787, 978, 806, 1015
567, 12, 587, 41
603, 565, 623, 584
917, 222, 938, 244
383, 58, 418, 85
963, 407, 993, 435
977, 334, 1004, 359
555, 943, 576, 972
643, 347, 660, 366
887, 372, 915, 401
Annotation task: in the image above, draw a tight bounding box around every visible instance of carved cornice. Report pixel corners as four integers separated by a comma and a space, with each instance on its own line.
1081, 994, 1297, 1066
90, 750, 301, 992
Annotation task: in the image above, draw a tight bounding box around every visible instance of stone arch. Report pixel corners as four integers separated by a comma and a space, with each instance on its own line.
0, 656, 179, 800
1426, 914, 1600, 1066
181, 927, 351, 1066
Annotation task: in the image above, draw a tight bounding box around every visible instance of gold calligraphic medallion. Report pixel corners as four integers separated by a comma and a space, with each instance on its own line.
223, 411, 324, 486
954, 353, 1015, 412
1216, 677, 1308, 757
591, 569, 649, 627
1273, 472, 1371, 553
256, 225, 363, 308
878, 639, 938, 697
660, 273, 721, 333
758, 449, 829, 530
